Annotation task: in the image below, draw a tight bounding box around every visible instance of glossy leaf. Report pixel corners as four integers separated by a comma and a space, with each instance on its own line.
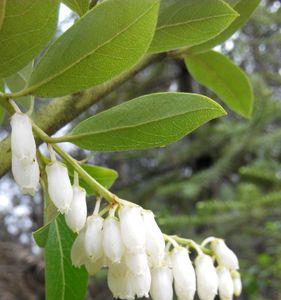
45, 215, 88, 300
27, 0, 159, 97
69, 164, 118, 195
0, 0, 59, 78
63, 0, 89, 16
188, 0, 261, 54
5, 62, 34, 112
185, 51, 253, 118
148, 0, 238, 54
70, 92, 226, 151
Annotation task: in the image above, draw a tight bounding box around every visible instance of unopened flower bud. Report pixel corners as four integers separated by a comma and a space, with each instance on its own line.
12, 155, 39, 196
71, 230, 87, 267
211, 239, 239, 270
171, 247, 196, 300
128, 262, 151, 298
103, 216, 124, 263
150, 266, 173, 300
231, 271, 242, 297
125, 252, 149, 275
65, 185, 87, 233
217, 267, 234, 300
84, 215, 103, 260
142, 210, 165, 267
119, 206, 145, 253
46, 161, 73, 213
11, 113, 36, 162
195, 254, 218, 300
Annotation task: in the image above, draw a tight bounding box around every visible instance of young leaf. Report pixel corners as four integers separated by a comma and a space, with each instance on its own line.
69, 164, 118, 195
148, 0, 238, 54
27, 0, 160, 98
185, 51, 253, 118
0, 0, 59, 78
63, 0, 89, 17
70, 92, 226, 151
45, 215, 88, 300
188, 0, 260, 54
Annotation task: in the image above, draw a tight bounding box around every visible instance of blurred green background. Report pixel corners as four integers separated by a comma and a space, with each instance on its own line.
0, 1, 280, 299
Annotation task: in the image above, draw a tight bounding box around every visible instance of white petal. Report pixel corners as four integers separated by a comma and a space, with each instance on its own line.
103, 216, 124, 263
12, 155, 39, 196
171, 247, 196, 300
143, 210, 165, 267
211, 239, 239, 270
128, 262, 151, 298
46, 161, 73, 214
65, 186, 87, 233
119, 206, 145, 253
11, 113, 36, 162
85, 256, 104, 275
150, 266, 173, 300
217, 267, 234, 300
84, 215, 103, 260
195, 254, 218, 300
125, 252, 149, 275
71, 230, 87, 267
232, 271, 242, 297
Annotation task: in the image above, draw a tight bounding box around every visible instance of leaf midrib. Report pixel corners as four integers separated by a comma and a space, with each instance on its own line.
55, 219, 66, 300
27, 0, 157, 93
72, 106, 223, 139
0, 0, 6, 31
156, 13, 237, 31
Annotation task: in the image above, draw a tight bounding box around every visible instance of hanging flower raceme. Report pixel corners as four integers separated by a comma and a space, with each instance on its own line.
68, 198, 242, 300
10, 112, 39, 195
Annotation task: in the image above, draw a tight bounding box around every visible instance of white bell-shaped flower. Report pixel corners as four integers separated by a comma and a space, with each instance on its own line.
103, 215, 124, 263
128, 261, 151, 298
12, 154, 39, 196
108, 260, 133, 299
195, 254, 218, 300
217, 267, 234, 300
142, 210, 165, 267
171, 247, 196, 300
211, 239, 239, 270
46, 161, 73, 213
84, 215, 103, 260
125, 251, 149, 275
85, 256, 104, 275
150, 266, 173, 300
119, 206, 145, 253
71, 230, 87, 267
11, 113, 36, 162
65, 185, 87, 233
232, 271, 242, 297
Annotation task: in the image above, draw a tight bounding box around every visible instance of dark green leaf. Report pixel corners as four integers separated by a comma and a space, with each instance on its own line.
70, 92, 226, 151
188, 0, 260, 54
0, 0, 59, 78
69, 164, 118, 195
45, 215, 88, 300
148, 0, 238, 54
185, 51, 253, 118
27, 0, 159, 97
63, 0, 89, 16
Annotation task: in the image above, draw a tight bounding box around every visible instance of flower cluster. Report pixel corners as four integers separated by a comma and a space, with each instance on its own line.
10, 112, 242, 300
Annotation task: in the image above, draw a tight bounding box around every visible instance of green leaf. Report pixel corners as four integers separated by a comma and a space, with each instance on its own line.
185, 51, 253, 118
27, 0, 159, 98
188, 0, 260, 54
63, 0, 89, 16
69, 164, 118, 195
70, 92, 226, 151
0, 79, 4, 125
0, 0, 59, 78
148, 0, 238, 54
0, 0, 6, 30
5, 62, 34, 112
45, 215, 88, 300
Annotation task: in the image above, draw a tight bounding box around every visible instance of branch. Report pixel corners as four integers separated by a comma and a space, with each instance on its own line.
0, 54, 164, 178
